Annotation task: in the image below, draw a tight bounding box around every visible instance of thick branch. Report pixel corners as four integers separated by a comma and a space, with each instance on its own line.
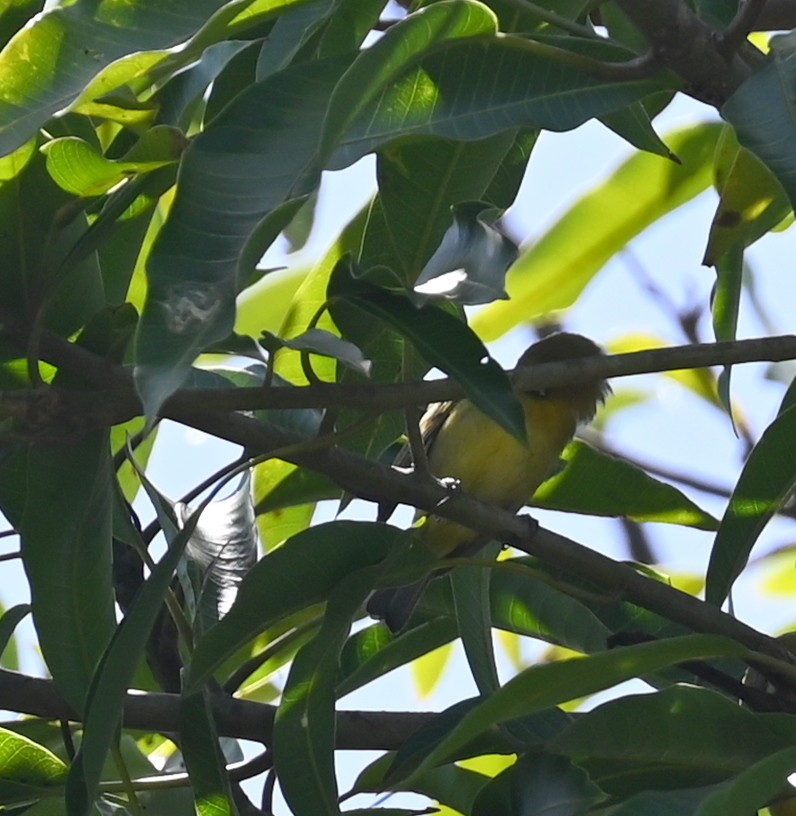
0, 669, 440, 750
166, 406, 791, 667
2, 315, 795, 669
755, 0, 796, 30
614, 0, 754, 105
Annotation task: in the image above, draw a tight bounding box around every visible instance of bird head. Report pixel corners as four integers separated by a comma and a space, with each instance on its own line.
515, 332, 611, 423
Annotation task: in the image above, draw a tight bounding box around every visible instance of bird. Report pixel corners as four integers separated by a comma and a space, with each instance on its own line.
367, 332, 610, 633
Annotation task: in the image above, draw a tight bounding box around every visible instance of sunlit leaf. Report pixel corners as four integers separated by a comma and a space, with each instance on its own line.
41, 127, 186, 197
534, 440, 719, 530
704, 125, 791, 267
706, 405, 796, 605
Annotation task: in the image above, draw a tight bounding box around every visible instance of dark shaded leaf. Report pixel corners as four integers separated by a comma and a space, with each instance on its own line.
64, 466, 215, 816
274, 565, 382, 816
179, 688, 237, 816
337, 280, 526, 441
471, 753, 604, 816
406, 636, 748, 780
186, 522, 417, 688
21, 432, 116, 713
490, 562, 611, 654
337, 618, 458, 698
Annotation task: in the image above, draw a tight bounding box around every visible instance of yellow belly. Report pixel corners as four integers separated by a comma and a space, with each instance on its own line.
420, 396, 578, 557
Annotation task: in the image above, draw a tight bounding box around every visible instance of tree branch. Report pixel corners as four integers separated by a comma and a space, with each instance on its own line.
0, 669, 442, 750
754, 0, 796, 31
5, 311, 796, 418
614, 0, 755, 105
2, 312, 795, 669
720, 0, 769, 54
161, 406, 795, 671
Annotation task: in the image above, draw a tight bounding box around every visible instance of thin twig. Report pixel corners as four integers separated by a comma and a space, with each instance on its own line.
500, 32, 661, 81
499, 0, 601, 38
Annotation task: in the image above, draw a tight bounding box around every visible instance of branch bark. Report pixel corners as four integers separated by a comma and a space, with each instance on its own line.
2, 317, 796, 720
3, 302, 795, 418
0, 669, 442, 751
755, 0, 796, 30
614, 0, 756, 104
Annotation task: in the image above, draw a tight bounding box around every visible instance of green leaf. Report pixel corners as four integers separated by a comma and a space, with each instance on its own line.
0, 604, 29, 668
65, 467, 216, 816
336, 618, 458, 697
320, 0, 498, 160
602, 784, 723, 815
0, 0, 250, 156
186, 522, 416, 688
0, 146, 105, 337
413, 202, 519, 305
254, 461, 336, 519
21, 432, 116, 713
0, 0, 43, 53
552, 686, 791, 785
316, 0, 386, 58
406, 635, 748, 780
452, 546, 500, 696
703, 125, 791, 267
471, 753, 605, 816
489, 563, 611, 654
179, 688, 238, 816
706, 404, 796, 605
331, 35, 662, 169
0, 726, 67, 805
533, 440, 720, 530
41, 127, 186, 197
711, 245, 743, 415
134, 56, 349, 418
235, 269, 308, 338
599, 98, 675, 159
473, 124, 723, 340
274, 566, 380, 816
337, 280, 526, 442
377, 132, 525, 284
722, 31, 796, 210
697, 746, 796, 816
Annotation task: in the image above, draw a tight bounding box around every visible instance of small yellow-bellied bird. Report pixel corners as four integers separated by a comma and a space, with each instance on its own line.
367, 332, 610, 632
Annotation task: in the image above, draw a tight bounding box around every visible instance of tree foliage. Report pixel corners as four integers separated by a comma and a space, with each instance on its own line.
2, 0, 796, 814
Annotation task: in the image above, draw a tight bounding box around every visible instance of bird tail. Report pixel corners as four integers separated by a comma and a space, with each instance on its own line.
366, 577, 433, 634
